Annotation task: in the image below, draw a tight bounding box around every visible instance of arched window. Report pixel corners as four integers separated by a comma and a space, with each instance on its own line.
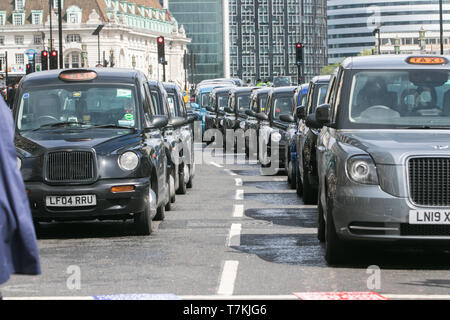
64, 52, 81, 69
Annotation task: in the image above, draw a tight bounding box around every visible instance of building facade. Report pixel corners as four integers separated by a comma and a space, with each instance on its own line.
328, 0, 450, 64
0, 0, 190, 86
167, 0, 226, 84
228, 0, 328, 84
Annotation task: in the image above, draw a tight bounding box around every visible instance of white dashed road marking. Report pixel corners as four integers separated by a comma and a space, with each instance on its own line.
233, 204, 244, 218
217, 260, 239, 296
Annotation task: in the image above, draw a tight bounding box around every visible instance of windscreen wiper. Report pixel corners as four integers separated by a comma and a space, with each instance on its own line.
33, 121, 87, 131
89, 124, 136, 130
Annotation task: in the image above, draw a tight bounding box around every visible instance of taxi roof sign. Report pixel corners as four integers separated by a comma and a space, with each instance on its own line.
406, 56, 448, 65
59, 70, 98, 82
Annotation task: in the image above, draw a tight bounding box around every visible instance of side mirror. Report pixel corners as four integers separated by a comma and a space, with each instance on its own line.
316, 104, 331, 124
279, 114, 295, 123
147, 116, 168, 130
255, 112, 269, 121
305, 113, 322, 129
191, 103, 199, 109
245, 109, 256, 117
296, 105, 306, 120
187, 115, 196, 123
224, 107, 234, 114
167, 117, 186, 128
206, 106, 215, 113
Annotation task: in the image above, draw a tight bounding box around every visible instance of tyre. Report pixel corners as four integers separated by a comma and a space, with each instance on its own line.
325, 192, 349, 265
317, 188, 325, 242
295, 167, 303, 197
288, 159, 296, 189
154, 204, 165, 221
302, 167, 318, 204
187, 165, 194, 189
134, 197, 153, 236
176, 163, 187, 195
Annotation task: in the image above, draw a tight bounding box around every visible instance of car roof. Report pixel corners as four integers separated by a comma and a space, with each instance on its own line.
310, 75, 331, 84
21, 68, 144, 87
341, 54, 450, 70
270, 86, 297, 94
230, 87, 255, 94
210, 86, 235, 95
162, 82, 181, 92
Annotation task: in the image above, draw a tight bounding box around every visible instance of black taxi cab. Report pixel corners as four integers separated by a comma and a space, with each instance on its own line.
14, 69, 170, 235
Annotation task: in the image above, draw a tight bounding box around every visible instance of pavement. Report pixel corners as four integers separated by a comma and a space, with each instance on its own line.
3, 145, 450, 300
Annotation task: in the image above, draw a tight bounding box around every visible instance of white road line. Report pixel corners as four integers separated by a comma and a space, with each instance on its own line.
235, 189, 244, 200
227, 223, 242, 247
235, 178, 243, 186
233, 204, 244, 218
224, 169, 237, 176
209, 161, 223, 168
217, 260, 239, 296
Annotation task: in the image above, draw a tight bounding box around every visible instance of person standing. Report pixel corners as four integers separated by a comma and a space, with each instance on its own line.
0, 95, 41, 299
6, 84, 15, 109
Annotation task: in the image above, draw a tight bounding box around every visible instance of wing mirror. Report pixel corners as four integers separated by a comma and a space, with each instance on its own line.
255, 112, 269, 121
305, 104, 330, 129
186, 115, 196, 123
146, 116, 168, 130
206, 106, 215, 113
279, 114, 295, 123
167, 117, 186, 128
245, 109, 256, 117
224, 107, 234, 114
296, 105, 306, 120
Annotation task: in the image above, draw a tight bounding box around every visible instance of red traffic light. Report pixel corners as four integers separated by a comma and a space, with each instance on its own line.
42, 51, 48, 57
157, 36, 164, 44
296, 43, 302, 48
51, 50, 57, 57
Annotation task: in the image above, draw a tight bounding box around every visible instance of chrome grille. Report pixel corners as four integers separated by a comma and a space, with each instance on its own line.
409, 157, 450, 206
46, 151, 95, 183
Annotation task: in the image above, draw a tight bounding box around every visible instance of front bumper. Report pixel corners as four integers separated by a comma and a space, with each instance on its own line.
333, 184, 450, 242
27, 178, 150, 221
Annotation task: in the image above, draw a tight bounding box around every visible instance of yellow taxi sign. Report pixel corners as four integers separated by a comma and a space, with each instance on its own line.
59, 70, 98, 82
406, 56, 448, 65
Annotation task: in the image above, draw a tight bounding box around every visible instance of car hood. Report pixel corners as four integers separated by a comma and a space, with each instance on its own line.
15, 128, 142, 157
338, 130, 450, 165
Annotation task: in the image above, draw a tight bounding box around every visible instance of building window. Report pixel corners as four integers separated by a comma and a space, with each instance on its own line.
66, 34, 81, 43
13, 13, 24, 25
0, 36, 4, 45
0, 12, 5, 25
15, 53, 24, 65
34, 34, 42, 45
64, 52, 81, 68
15, 35, 24, 45
53, 0, 64, 10
15, 0, 25, 11
32, 12, 42, 25
69, 13, 78, 24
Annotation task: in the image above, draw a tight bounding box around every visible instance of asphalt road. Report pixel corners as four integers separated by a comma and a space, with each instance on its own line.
3, 145, 450, 299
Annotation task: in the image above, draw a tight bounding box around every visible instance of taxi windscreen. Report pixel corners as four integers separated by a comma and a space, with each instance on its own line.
236, 94, 251, 112
272, 95, 294, 120
347, 70, 450, 128
16, 85, 138, 131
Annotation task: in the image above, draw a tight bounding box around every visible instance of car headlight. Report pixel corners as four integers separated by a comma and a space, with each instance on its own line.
347, 155, 378, 185
119, 152, 139, 171
17, 157, 22, 170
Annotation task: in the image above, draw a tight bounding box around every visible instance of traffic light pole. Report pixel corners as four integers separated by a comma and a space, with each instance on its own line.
162, 62, 166, 82
58, 0, 63, 68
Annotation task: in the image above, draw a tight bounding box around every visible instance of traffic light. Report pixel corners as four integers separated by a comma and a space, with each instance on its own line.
50, 50, 58, 69
157, 36, 165, 64
41, 50, 49, 71
295, 42, 304, 65
26, 63, 34, 74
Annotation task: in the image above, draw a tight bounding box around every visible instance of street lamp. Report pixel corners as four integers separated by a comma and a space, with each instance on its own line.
419, 26, 426, 53
394, 36, 400, 55
92, 24, 105, 65
373, 27, 381, 54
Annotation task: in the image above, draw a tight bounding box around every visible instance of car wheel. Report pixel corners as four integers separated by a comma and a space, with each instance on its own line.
187, 165, 194, 188
134, 195, 153, 236
288, 160, 296, 189
176, 163, 187, 195
296, 167, 303, 197
154, 204, 166, 221
317, 188, 325, 243
325, 192, 348, 266
302, 167, 318, 204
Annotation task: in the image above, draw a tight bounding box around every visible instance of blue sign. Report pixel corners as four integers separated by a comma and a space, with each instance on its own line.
26, 49, 38, 59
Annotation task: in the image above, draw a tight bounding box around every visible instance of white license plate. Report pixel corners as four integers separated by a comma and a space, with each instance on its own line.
409, 210, 450, 225
46, 195, 97, 207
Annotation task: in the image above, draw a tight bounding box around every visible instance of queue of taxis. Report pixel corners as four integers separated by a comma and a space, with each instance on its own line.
13, 68, 195, 236
304, 55, 450, 264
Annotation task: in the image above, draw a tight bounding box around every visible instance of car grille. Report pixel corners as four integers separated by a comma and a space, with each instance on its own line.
400, 224, 450, 236
408, 157, 450, 206
46, 151, 95, 183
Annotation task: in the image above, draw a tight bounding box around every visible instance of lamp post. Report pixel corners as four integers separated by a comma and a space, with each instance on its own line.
394, 36, 400, 55
109, 49, 114, 67
440, 0, 444, 54
81, 44, 87, 68
419, 26, 426, 53
373, 27, 381, 54
92, 24, 104, 66
132, 56, 136, 69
